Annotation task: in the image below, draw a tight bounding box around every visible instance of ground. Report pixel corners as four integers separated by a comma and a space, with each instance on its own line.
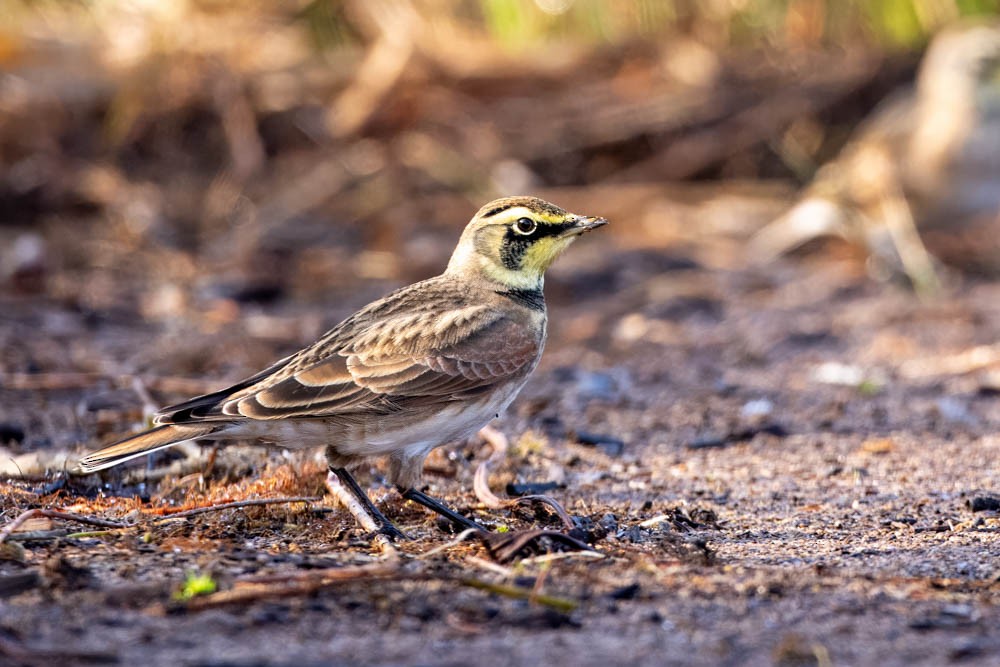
2, 222, 999, 666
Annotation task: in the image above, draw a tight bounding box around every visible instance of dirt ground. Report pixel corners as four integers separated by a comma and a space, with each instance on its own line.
2, 222, 1000, 666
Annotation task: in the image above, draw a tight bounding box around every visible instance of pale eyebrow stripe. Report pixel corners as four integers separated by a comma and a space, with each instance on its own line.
483, 205, 539, 221
482, 204, 515, 218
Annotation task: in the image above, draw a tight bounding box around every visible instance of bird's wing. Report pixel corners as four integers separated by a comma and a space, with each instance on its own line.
157, 304, 540, 423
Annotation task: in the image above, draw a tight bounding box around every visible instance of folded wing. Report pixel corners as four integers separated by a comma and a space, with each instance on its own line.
155, 305, 540, 424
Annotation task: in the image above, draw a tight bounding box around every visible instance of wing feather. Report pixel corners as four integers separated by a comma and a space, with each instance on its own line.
153, 278, 542, 424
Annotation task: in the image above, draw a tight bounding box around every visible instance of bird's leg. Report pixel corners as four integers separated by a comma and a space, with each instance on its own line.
399, 487, 488, 532
326, 467, 408, 541
400, 486, 595, 562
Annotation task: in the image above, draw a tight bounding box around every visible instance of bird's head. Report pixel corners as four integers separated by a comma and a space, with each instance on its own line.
919, 21, 1000, 99
446, 196, 608, 290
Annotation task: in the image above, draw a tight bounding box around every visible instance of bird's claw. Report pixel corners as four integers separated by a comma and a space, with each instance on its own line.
477, 528, 594, 563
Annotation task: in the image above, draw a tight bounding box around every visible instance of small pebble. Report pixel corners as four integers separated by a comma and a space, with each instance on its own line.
967, 495, 1000, 512
935, 397, 978, 426
687, 433, 727, 449
740, 399, 773, 419
0, 423, 25, 446
573, 432, 625, 457
506, 481, 561, 496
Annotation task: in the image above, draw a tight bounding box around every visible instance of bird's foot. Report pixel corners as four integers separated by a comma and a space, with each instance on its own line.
327, 468, 409, 541
374, 518, 410, 542
399, 486, 595, 562
477, 528, 594, 564
400, 487, 488, 533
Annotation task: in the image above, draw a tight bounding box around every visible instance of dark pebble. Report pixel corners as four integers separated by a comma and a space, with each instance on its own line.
250, 602, 291, 625
645, 295, 723, 322
0, 423, 25, 445
687, 433, 727, 449
609, 583, 641, 600
0, 571, 41, 598
506, 481, 562, 496
949, 639, 988, 660
206, 282, 286, 305
687, 423, 788, 450
617, 525, 646, 543
597, 513, 618, 534
569, 515, 605, 544
967, 495, 1000, 512
783, 330, 837, 348
573, 432, 625, 457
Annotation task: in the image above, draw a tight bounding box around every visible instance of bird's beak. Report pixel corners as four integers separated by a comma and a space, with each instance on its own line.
563, 215, 609, 236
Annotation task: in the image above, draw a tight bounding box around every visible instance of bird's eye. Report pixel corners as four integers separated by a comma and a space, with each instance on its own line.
513, 217, 537, 235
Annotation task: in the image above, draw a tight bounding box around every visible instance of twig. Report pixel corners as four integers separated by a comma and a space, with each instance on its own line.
464, 555, 513, 578
130, 376, 161, 422
3, 529, 74, 542
459, 578, 578, 613
328, 0, 420, 137
639, 514, 675, 528
211, 67, 266, 180
0, 509, 126, 545
145, 496, 320, 522
417, 528, 481, 559
65, 530, 117, 539
0, 635, 116, 665
898, 344, 1000, 379
473, 462, 506, 510
0, 498, 321, 545
473, 424, 510, 508
513, 495, 577, 532
472, 427, 577, 530
183, 561, 399, 611
874, 150, 941, 295
516, 550, 607, 566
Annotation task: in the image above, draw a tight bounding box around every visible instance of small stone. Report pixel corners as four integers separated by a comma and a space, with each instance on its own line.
935, 397, 978, 426
609, 583, 641, 600
967, 495, 1000, 512
0, 423, 25, 446
506, 481, 561, 496
687, 433, 727, 449
573, 432, 625, 457
740, 399, 773, 419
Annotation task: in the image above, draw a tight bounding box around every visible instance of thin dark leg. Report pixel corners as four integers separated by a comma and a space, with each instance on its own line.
328, 467, 408, 541
400, 487, 488, 532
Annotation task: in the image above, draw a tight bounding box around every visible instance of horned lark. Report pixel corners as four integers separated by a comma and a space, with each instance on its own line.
751, 21, 1000, 283
79, 196, 607, 539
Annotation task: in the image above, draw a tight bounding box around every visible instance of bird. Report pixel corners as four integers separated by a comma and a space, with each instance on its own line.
78, 196, 608, 540
749, 21, 1000, 286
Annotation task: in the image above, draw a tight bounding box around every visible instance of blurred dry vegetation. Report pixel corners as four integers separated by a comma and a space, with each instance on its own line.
3, 0, 997, 318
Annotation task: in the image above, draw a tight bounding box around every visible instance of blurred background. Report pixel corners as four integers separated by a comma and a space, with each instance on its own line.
3, 0, 1000, 457
3, 0, 999, 294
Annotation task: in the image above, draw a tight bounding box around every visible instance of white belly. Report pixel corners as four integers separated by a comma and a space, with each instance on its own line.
222, 378, 528, 462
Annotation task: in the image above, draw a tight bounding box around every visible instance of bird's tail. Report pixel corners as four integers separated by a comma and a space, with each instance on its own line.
77, 424, 217, 473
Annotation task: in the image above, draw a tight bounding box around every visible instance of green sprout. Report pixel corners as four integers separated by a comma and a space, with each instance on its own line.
857, 379, 883, 396
174, 571, 217, 602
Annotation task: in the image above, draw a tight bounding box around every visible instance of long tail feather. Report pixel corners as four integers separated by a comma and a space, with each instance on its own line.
77, 424, 217, 473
